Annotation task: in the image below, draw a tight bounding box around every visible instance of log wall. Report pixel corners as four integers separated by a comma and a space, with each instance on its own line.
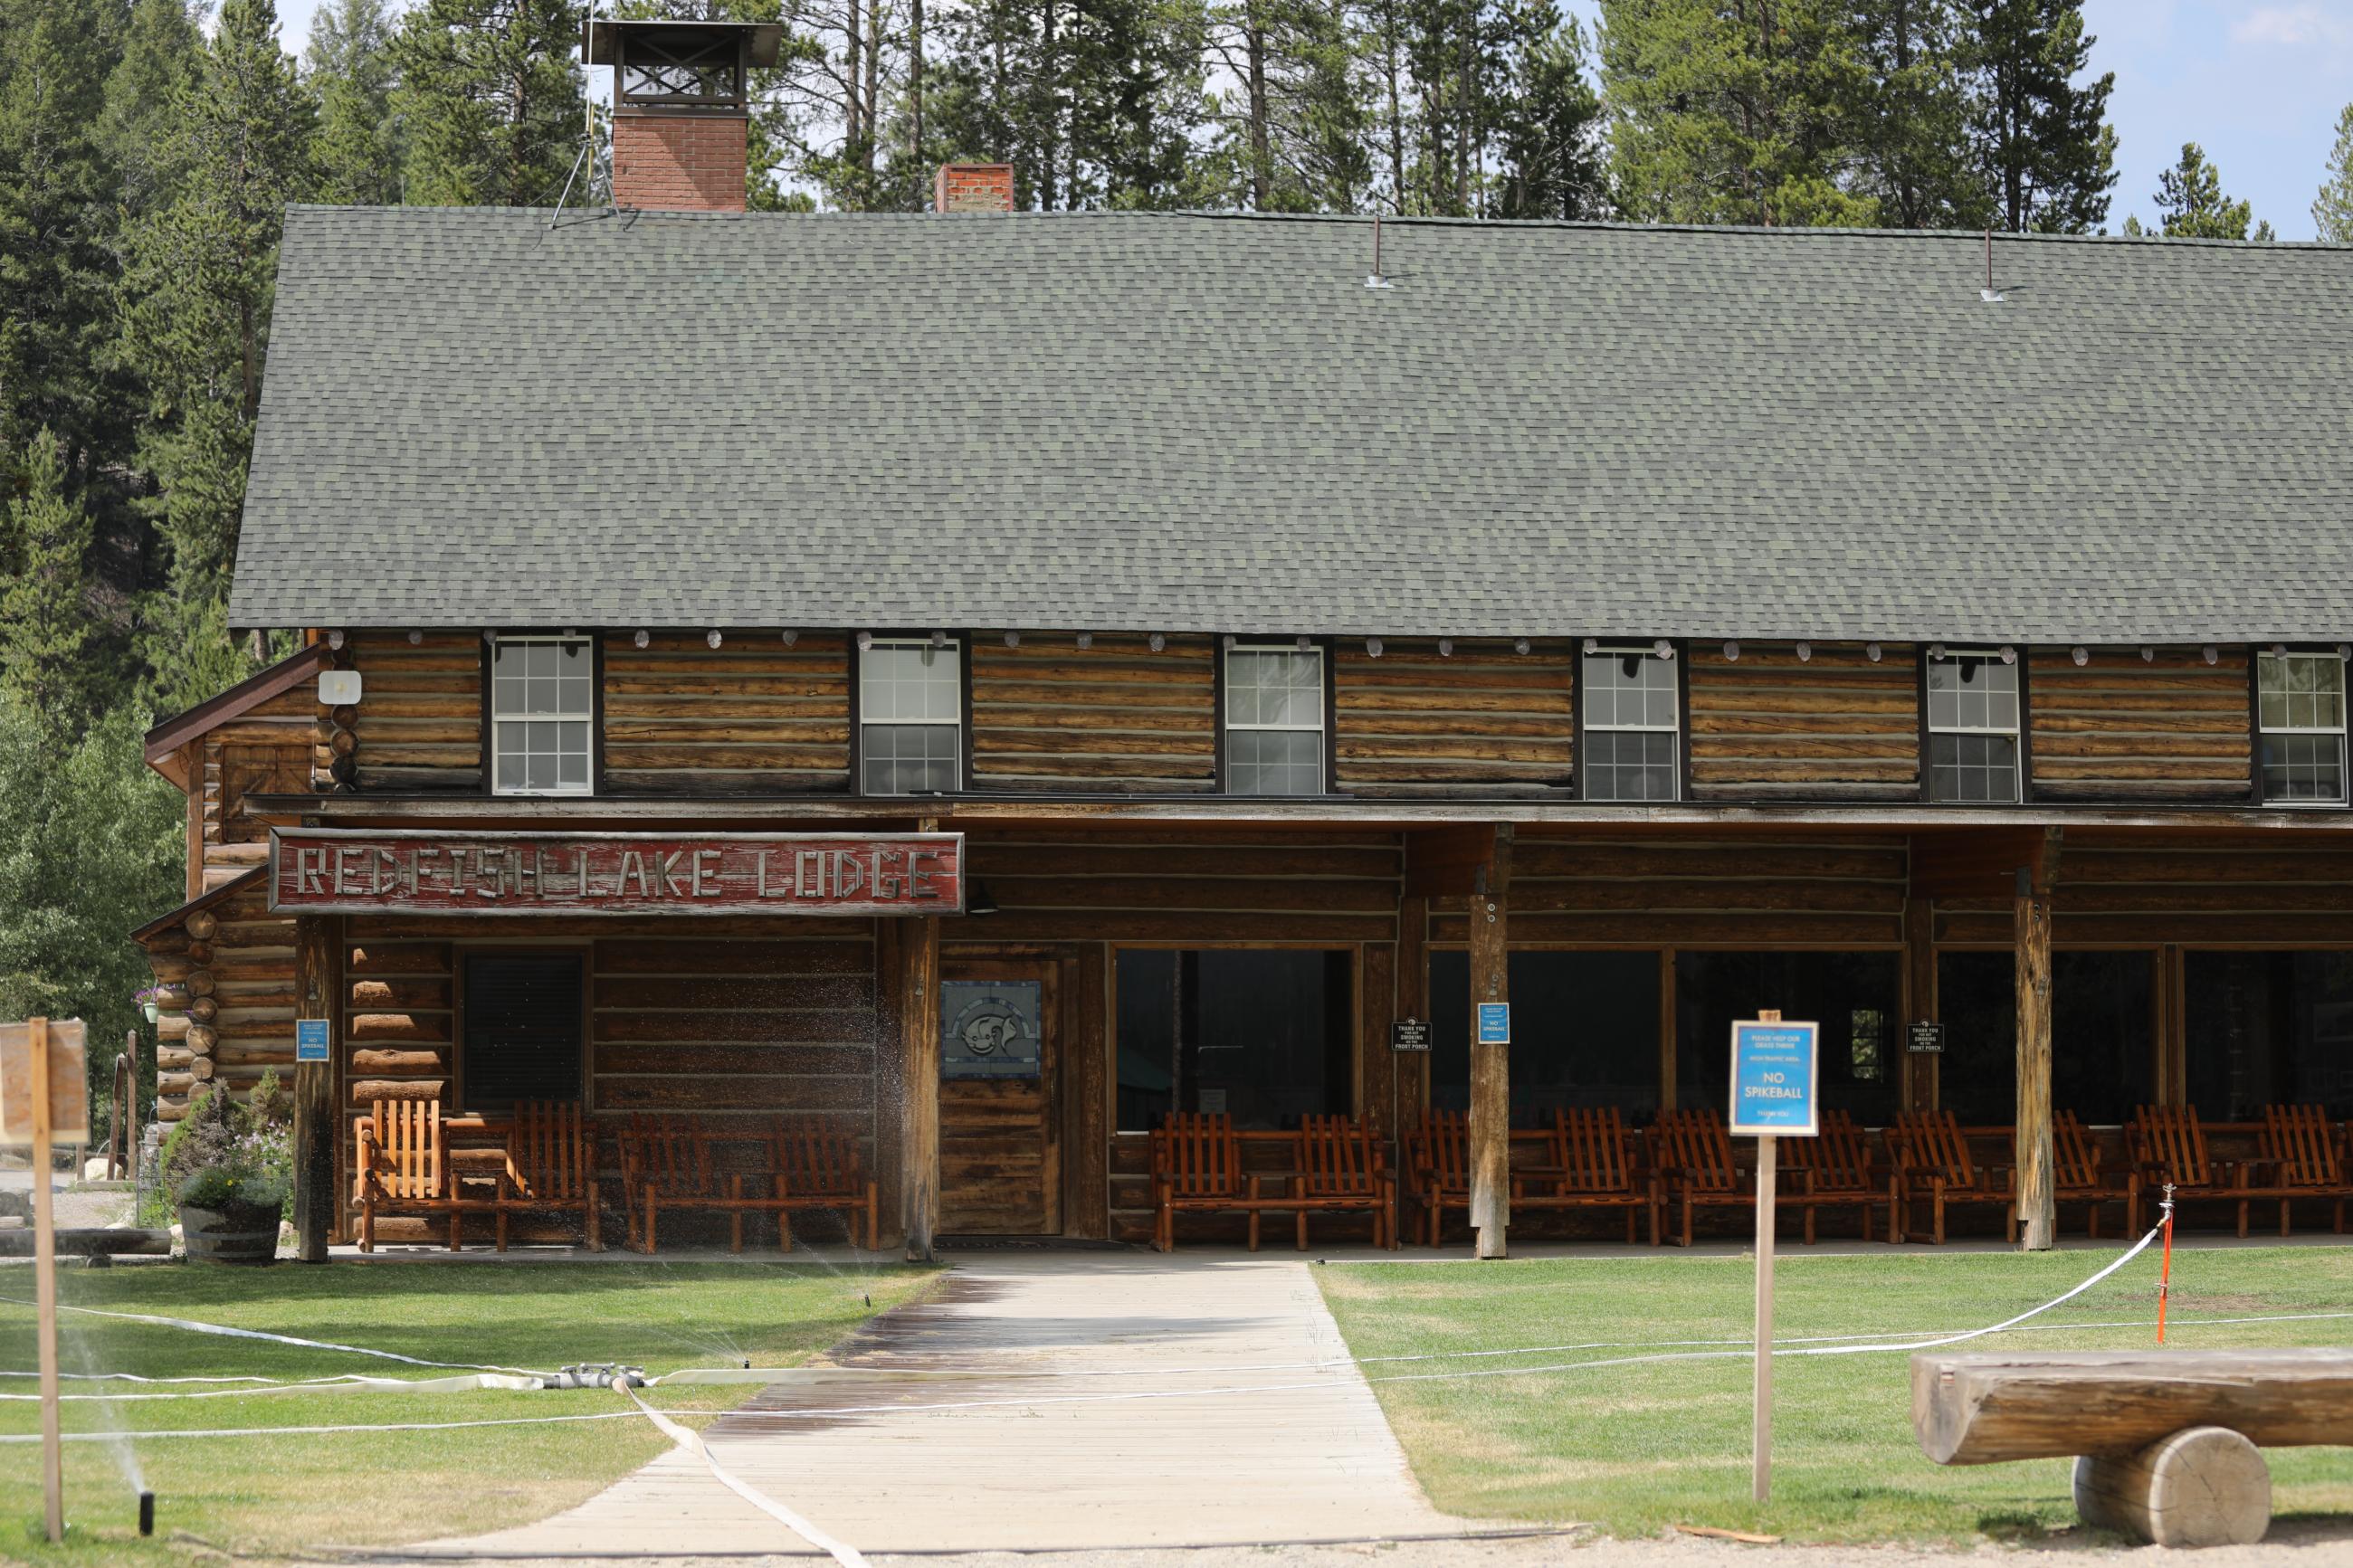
1685, 643, 1920, 802
1938, 830, 2353, 946
967, 633, 1215, 793
151, 878, 297, 1120
348, 632, 482, 793
604, 632, 851, 794
1332, 638, 1575, 796
2025, 650, 2253, 803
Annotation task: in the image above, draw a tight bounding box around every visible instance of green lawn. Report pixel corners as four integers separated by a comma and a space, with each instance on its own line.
1319, 1244, 2353, 1544
0, 1259, 933, 1565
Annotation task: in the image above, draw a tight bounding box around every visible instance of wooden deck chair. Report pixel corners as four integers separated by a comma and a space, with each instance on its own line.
1405, 1109, 1470, 1247
2050, 1109, 2138, 1239
1149, 1112, 1244, 1252
2260, 1105, 2351, 1237
1780, 1108, 1895, 1243
352, 1098, 482, 1252
770, 1117, 881, 1250
1891, 1111, 2015, 1244
1650, 1108, 1751, 1247
1519, 1107, 1656, 1244
617, 1113, 717, 1253
1266, 1115, 1395, 1251
495, 1099, 601, 1252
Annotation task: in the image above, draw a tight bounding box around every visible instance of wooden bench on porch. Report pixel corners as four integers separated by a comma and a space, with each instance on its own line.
1649, 1108, 1752, 1248
617, 1114, 805, 1253
1521, 1107, 1656, 1244
1150, 1112, 1395, 1251
1779, 1108, 1895, 1243
1891, 1110, 2015, 1244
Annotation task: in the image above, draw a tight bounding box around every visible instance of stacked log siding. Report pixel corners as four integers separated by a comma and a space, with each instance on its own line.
2026, 650, 2252, 803
1333, 639, 1574, 795
348, 632, 483, 792
967, 634, 1215, 793
604, 632, 852, 794
1685, 644, 1920, 802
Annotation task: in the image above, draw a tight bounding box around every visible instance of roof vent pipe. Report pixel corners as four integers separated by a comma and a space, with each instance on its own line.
1366, 215, 1393, 290
1980, 231, 2004, 303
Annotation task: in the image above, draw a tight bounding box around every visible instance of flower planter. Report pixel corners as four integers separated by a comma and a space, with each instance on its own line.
179, 1201, 284, 1264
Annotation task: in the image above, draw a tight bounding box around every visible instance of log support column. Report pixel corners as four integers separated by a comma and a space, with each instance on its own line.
900, 909, 942, 1263
291, 913, 342, 1263
1467, 827, 1512, 1259
2015, 864, 2055, 1251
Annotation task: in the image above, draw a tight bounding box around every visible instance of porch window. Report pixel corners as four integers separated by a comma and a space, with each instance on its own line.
2256, 651, 2348, 804
1427, 950, 1662, 1120
1936, 950, 2155, 1126
1674, 950, 1900, 1126
1925, 652, 2020, 803
491, 636, 595, 796
461, 952, 584, 1108
1224, 644, 1325, 794
1581, 647, 1679, 801
860, 639, 961, 794
2185, 950, 2353, 1118
1114, 949, 1351, 1129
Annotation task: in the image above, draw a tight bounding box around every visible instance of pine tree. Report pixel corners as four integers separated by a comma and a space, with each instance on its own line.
308, 0, 405, 204
0, 0, 123, 469
1597, 0, 1875, 228
0, 429, 100, 736
1851, 0, 1986, 229
392, 0, 584, 207
1964, 0, 2115, 232
1493, 3, 1603, 220
100, 0, 204, 225
2315, 101, 2353, 246
2144, 141, 2262, 242
119, 0, 315, 694
1207, 0, 1372, 211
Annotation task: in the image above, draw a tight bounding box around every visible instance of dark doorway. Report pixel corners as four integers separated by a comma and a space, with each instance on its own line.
461, 952, 585, 1108
1428, 950, 1661, 1120
1937, 950, 2154, 1125
1115, 949, 1352, 1130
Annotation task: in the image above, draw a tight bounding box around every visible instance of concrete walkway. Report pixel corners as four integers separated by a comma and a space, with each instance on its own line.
417, 1250, 1464, 1558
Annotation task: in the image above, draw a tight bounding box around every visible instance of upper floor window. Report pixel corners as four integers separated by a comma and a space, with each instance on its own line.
860, 638, 961, 794
2257, 651, 2347, 804
1581, 646, 1679, 802
491, 636, 594, 796
1224, 644, 1325, 794
1925, 651, 2020, 803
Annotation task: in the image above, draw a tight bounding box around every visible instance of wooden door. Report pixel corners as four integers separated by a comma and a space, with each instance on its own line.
938, 958, 1061, 1235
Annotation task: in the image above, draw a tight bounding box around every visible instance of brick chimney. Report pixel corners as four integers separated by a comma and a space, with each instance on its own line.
587, 17, 782, 213
935, 164, 1016, 214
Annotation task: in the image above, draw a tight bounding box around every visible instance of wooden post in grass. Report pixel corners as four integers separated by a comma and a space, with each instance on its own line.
5, 1016, 87, 1544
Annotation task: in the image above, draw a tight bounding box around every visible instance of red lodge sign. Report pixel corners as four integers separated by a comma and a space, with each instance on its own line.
268, 830, 963, 917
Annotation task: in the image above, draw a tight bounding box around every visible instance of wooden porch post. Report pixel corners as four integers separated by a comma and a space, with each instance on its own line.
901, 908, 942, 1263
291, 913, 341, 1263
2014, 865, 2055, 1251
1468, 826, 1513, 1259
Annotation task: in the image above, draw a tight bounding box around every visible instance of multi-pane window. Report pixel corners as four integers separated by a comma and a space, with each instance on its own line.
1925, 653, 2021, 803
860, 639, 962, 794
2257, 651, 2348, 803
1224, 645, 1325, 794
1581, 647, 1679, 801
491, 636, 594, 796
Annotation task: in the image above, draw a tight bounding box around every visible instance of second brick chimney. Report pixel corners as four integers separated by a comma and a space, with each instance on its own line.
935, 164, 1017, 214
587, 17, 782, 213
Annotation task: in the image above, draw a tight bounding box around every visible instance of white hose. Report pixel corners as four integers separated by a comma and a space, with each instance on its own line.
614, 1380, 869, 1568
0, 1296, 548, 1377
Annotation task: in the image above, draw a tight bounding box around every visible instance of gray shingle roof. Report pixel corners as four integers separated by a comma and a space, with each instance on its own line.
232, 206, 2353, 642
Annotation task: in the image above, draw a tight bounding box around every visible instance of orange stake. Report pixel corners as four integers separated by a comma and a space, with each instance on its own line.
2156, 1183, 2176, 1345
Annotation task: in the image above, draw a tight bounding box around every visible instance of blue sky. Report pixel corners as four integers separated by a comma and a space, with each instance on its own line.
273, 1, 2351, 237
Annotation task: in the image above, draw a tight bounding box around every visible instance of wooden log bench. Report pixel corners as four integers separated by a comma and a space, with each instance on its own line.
1912, 1349, 2353, 1546
1151, 1112, 1395, 1251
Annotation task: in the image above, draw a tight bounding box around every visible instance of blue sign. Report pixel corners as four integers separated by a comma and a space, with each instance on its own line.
1728, 1019, 1818, 1136
295, 1018, 330, 1063
1476, 1003, 1510, 1045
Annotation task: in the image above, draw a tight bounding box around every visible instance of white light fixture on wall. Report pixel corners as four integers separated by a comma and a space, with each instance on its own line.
408, 630, 423, 645
1366, 637, 1383, 659
2002, 646, 2018, 665
1582, 637, 1597, 655
2140, 646, 2155, 662
707, 629, 723, 649
1929, 642, 1946, 660
2203, 645, 2219, 664
2070, 646, 2088, 666
856, 631, 874, 652
634, 629, 650, 648
1722, 641, 1740, 662
1148, 632, 1166, 652
1004, 631, 1020, 648
327, 630, 345, 651
1866, 642, 1882, 662
1075, 632, 1092, 650
1653, 640, 1674, 660
781, 629, 798, 647
1795, 641, 1812, 663
1438, 639, 1453, 658
1513, 638, 1530, 656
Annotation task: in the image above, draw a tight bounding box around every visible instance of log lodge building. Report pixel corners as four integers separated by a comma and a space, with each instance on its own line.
130, 18, 2353, 1259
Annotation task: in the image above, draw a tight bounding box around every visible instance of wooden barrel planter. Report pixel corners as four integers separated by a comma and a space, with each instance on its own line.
180, 1202, 284, 1264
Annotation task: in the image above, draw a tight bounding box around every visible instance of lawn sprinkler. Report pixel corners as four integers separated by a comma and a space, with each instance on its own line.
555, 1363, 644, 1390
138, 1492, 154, 1536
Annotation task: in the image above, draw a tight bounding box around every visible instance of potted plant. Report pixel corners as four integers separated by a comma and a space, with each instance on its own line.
167, 1073, 293, 1264
136, 985, 161, 1024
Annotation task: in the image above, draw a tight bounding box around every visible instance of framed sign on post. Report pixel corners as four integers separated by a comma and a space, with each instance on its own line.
1728, 1012, 1818, 1508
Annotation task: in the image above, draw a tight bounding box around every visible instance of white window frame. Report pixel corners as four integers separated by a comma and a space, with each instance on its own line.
2256, 649, 2349, 807
1223, 641, 1327, 796
858, 636, 964, 796
489, 634, 595, 798
1924, 649, 2023, 805
1580, 643, 1681, 803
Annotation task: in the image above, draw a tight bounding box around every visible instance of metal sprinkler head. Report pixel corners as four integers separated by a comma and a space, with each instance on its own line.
138, 1491, 155, 1536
